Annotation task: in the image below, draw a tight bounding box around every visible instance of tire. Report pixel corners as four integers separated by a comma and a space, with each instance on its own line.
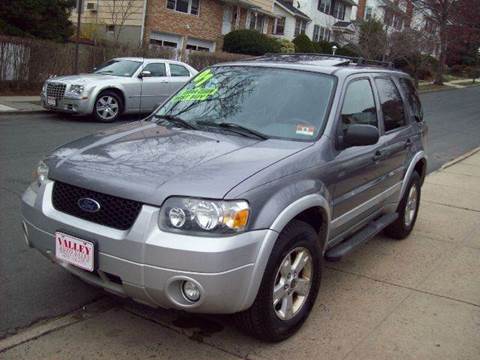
93, 91, 123, 123
384, 171, 421, 239
235, 220, 322, 342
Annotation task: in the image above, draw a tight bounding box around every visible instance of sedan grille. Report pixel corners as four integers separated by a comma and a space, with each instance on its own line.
46, 83, 66, 100
52, 181, 142, 230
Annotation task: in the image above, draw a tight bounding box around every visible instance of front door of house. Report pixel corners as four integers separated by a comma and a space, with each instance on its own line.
222, 6, 233, 34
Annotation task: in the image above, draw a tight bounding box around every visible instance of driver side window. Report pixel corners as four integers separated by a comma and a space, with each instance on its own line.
143, 63, 167, 77
340, 79, 378, 132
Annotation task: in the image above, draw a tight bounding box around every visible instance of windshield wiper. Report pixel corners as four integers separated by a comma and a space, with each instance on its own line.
196, 121, 269, 140
153, 114, 198, 130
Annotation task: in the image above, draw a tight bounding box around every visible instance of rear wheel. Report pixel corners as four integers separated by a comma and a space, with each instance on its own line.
93, 91, 122, 123
384, 171, 421, 239
235, 220, 322, 342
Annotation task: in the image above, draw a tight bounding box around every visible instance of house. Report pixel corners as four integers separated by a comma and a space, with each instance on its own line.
70, 0, 147, 46
354, 0, 412, 33
144, 0, 277, 53
272, 0, 356, 44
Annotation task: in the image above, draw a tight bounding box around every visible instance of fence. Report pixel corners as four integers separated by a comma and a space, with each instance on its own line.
0, 35, 248, 93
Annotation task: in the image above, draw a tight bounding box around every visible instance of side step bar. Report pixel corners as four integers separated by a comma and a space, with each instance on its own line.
325, 213, 398, 262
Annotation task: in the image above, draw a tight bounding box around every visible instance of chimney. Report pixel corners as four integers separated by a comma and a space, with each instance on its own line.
357, 0, 367, 19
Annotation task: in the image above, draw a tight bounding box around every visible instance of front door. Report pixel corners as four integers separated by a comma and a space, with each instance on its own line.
140, 62, 172, 112
330, 76, 388, 237
222, 6, 233, 35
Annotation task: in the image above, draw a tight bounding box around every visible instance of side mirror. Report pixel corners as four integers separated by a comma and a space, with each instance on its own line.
139, 70, 151, 78
93, 67, 97, 71
343, 124, 379, 147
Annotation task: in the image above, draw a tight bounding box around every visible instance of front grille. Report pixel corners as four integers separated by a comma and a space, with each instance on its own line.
52, 181, 142, 230
46, 83, 66, 100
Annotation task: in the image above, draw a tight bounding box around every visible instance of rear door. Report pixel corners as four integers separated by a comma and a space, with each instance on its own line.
373, 75, 414, 190
140, 62, 171, 112
167, 63, 193, 92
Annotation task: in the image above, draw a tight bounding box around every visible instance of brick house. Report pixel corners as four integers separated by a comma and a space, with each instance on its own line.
144, 0, 277, 52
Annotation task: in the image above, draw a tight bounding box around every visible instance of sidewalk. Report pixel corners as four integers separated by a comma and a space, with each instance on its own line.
0, 96, 44, 113
1, 149, 479, 360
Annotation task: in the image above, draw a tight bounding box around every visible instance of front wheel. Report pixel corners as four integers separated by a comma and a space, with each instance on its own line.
93, 91, 122, 123
384, 171, 421, 239
235, 220, 322, 342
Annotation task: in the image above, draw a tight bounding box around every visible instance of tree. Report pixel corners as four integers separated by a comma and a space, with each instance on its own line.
355, 19, 388, 60
0, 0, 75, 42
414, 0, 480, 85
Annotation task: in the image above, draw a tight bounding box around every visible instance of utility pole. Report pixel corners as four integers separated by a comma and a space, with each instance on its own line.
74, 0, 83, 74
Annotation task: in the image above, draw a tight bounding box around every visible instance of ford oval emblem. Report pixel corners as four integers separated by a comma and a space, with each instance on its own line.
77, 198, 101, 213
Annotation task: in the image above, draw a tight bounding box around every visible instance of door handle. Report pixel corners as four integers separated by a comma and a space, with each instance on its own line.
373, 150, 383, 161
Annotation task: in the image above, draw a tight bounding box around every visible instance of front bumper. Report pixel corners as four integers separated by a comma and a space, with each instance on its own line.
21, 181, 278, 314
41, 93, 92, 115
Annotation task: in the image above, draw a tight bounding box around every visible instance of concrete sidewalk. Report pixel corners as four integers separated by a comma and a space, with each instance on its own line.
1, 149, 479, 360
0, 96, 44, 113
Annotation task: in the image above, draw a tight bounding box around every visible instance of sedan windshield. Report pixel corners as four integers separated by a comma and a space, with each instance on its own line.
94, 59, 142, 77
154, 66, 335, 140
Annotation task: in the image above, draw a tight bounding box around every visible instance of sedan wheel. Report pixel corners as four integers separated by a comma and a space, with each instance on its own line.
95, 94, 120, 122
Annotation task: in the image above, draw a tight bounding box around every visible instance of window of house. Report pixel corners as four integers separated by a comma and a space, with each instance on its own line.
294, 19, 307, 37
274, 17, 286, 35
150, 39, 178, 48
333, 2, 346, 20
384, 10, 393, 26
393, 15, 403, 30
106, 24, 115, 33
186, 44, 209, 51
313, 25, 320, 42
170, 64, 190, 77
341, 79, 378, 132
365, 7, 373, 19
320, 26, 325, 40
143, 63, 167, 77
399, 78, 423, 121
249, 12, 265, 32
375, 77, 407, 131
167, 0, 199, 15
318, 0, 331, 14
324, 28, 331, 41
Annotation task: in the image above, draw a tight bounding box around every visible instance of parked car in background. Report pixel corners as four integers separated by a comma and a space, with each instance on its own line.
24, 54, 427, 342
41, 57, 197, 122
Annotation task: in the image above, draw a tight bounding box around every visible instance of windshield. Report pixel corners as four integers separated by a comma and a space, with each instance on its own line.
154, 66, 335, 140
94, 59, 142, 77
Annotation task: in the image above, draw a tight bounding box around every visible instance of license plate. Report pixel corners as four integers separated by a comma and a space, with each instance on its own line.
47, 96, 56, 106
55, 232, 94, 272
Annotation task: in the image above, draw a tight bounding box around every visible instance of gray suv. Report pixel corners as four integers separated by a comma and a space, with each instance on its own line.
21, 54, 427, 342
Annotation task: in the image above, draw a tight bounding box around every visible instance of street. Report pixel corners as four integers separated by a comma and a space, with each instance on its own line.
1, 86, 480, 339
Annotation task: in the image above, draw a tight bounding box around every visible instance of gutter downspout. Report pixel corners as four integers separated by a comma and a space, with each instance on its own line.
140, 0, 148, 46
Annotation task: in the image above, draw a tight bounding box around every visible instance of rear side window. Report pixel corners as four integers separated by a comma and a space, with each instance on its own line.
399, 78, 423, 121
170, 64, 190, 77
375, 77, 407, 131
143, 63, 166, 77
340, 79, 378, 132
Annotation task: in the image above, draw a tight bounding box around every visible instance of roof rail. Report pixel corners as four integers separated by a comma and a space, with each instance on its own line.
251, 53, 395, 69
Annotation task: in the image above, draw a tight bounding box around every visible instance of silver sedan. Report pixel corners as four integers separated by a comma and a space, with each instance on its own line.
41, 57, 198, 122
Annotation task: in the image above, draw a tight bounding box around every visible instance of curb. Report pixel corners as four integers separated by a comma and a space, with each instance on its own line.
441, 146, 480, 170
0, 110, 46, 115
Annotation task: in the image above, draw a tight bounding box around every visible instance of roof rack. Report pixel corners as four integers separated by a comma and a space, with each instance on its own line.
250, 53, 395, 69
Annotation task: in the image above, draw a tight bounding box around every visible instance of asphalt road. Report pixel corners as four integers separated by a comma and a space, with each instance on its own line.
1, 86, 479, 339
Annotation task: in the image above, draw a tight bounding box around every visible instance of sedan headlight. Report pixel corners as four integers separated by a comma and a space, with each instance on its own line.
34, 160, 49, 186
159, 197, 250, 235
69, 84, 84, 95
42, 82, 47, 94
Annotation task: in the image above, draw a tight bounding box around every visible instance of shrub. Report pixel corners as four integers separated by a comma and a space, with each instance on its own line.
187, 51, 249, 70
449, 64, 465, 76
222, 29, 280, 55
312, 40, 332, 54
464, 66, 480, 82
278, 38, 295, 53
293, 34, 315, 53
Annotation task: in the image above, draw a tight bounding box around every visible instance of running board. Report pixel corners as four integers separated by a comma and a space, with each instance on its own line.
325, 213, 398, 262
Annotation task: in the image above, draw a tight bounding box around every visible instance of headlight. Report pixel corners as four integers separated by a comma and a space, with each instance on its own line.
42, 82, 47, 93
69, 84, 84, 95
159, 197, 250, 235
34, 160, 49, 186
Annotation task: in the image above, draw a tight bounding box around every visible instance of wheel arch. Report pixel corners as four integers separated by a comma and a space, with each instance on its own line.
399, 151, 427, 201
94, 87, 126, 113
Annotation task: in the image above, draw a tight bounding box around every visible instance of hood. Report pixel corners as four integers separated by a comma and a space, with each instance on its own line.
47, 121, 312, 206
47, 73, 121, 85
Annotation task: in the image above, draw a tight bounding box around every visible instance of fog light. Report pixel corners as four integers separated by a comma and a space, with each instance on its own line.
182, 280, 201, 302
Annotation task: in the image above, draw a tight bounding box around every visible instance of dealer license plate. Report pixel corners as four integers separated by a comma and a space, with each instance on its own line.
47, 96, 56, 106
55, 232, 94, 272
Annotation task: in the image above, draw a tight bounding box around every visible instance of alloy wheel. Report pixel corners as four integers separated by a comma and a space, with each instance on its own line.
404, 184, 418, 227
96, 95, 119, 121
273, 247, 313, 321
